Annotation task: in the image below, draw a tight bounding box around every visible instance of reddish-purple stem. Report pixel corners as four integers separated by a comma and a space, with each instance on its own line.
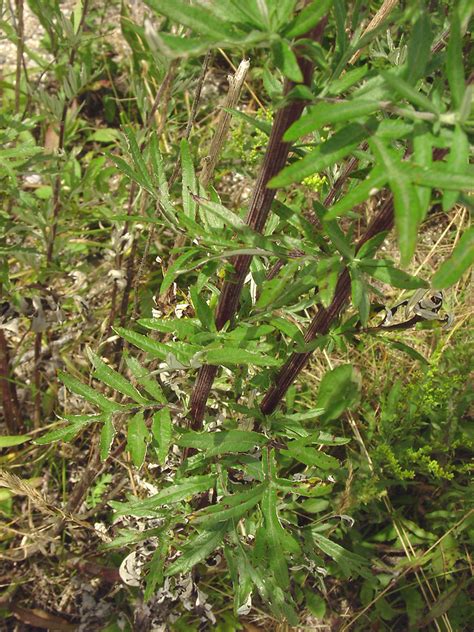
189, 21, 327, 426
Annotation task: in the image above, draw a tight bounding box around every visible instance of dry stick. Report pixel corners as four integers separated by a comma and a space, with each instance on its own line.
189, 21, 327, 428
348, 0, 400, 65
259, 148, 448, 417
200, 59, 250, 189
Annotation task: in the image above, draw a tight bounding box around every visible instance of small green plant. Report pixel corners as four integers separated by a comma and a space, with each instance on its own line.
1, 0, 473, 628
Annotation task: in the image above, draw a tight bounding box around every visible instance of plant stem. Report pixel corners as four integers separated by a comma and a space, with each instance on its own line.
14, 0, 24, 114
266, 153, 361, 280
46, 0, 91, 264
117, 62, 179, 326
259, 147, 448, 416
189, 20, 327, 426
33, 331, 42, 428
130, 53, 212, 323
0, 330, 22, 433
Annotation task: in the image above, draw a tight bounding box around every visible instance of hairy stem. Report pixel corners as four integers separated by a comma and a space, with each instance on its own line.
259, 148, 448, 416
189, 20, 327, 426
0, 330, 22, 433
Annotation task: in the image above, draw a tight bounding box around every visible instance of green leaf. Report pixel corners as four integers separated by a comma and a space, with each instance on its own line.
144, 0, 238, 40
284, 100, 379, 141
325, 167, 387, 220
125, 356, 166, 403
144, 541, 167, 601
283, 0, 332, 38
328, 64, 368, 95
127, 412, 150, 468
190, 287, 214, 331
181, 139, 197, 219
282, 442, 339, 470
350, 267, 370, 326
261, 487, 291, 588
153, 32, 213, 58
177, 429, 268, 455
386, 340, 428, 365
165, 524, 230, 576
306, 591, 326, 618
314, 431, 351, 446
0, 435, 30, 448
59, 371, 121, 413
323, 216, 354, 260
376, 119, 413, 139
442, 125, 469, 211
317, 364, 360, 422
225, 108, 272, 136
270, 122, 371, 188
446, 11, 464, 109
317, 257, 342, 307
272, 39, 303, 82
138, 318, 201, 339
152, 408, 172, 466
432, 227, 474, 289
228, 0, 268, 29
35, 416, 101, 445
88, 350, 149, 405
159, 248, 201, 295
407, 165, 474, 191
122, 126, 154, 190
405, 13, 432, 84
100, 417, 116, 461
111, 474, 216, 516
310, 532, 370, 578
369, 137, 421, 265
204, 347, 280, 367
356, 231, 389, 260
149, 135, 176, 224
381, 71, 438, 114
416, 583, 464, 629
413, 124, 432, 220
195, 197, 246, 231
114, 327, 171, 361
89, 128, 121, 143
359, 259, 428, 289
191, 484, 266, 525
